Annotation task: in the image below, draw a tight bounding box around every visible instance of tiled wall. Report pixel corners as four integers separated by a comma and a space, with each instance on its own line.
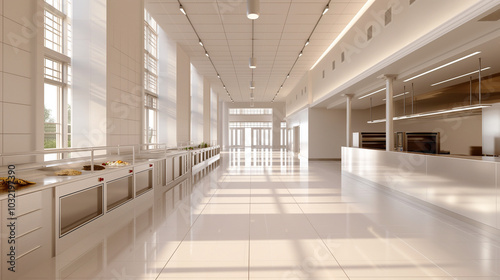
106, 0, 142, 146
1, 0, 37, 156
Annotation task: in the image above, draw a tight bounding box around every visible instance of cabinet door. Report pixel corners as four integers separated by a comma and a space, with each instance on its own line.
136, 169, 153, 196
166, 157, 174, 183
173, 156, 180, 179
106, 175, 133, 211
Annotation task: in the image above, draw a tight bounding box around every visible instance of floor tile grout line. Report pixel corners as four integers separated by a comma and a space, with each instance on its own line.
279, 159, 352, 280
154, 161, 230, 280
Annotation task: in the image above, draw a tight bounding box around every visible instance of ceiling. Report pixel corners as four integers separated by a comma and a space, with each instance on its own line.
145, 0, 368, 103
312, 3, 500, 111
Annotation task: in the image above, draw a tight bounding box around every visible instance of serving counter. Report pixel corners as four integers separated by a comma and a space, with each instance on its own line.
0, 144, 220, 278
342, 147, 500, 231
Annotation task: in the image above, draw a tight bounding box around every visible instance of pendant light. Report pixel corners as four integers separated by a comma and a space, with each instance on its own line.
247, 0, 260, 20
249, 57, 257, 69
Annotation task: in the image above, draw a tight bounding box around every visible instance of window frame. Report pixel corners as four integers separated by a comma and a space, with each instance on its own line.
143, 10, 159, 144
43, 0, 72, 151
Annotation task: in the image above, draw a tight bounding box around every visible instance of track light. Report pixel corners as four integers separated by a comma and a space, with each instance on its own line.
250, 81, 255, 89
198, 40, 203, 47
247, 0, 260, 20
205, 51, 209, 57
286, 74, 290, 78
299, 51, 303, 57
305, 39, 310, 47
249, 57, 257, 69
322, 4, 329, 15
217, 74, 220, 79
250, 91, 254, 99
179, 4, 186, 15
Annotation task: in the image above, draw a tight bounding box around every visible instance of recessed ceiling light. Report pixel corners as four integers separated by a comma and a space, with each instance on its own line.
403, 51, 481, 82
358, 88, 386, 99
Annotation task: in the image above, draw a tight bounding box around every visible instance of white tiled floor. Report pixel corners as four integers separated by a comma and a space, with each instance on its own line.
14, 149, 500, 279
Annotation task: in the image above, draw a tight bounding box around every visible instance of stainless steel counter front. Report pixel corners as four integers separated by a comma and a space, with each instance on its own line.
342, 147, 500, 230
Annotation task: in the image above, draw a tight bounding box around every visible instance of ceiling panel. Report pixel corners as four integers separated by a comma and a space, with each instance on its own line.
146, 0, 369, 102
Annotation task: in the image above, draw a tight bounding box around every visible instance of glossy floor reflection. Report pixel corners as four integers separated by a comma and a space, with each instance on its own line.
15, 149, 500, 279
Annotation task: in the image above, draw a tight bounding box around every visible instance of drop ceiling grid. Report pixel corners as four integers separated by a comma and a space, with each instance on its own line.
146, 0, 369, 102
254, 0, 294, 102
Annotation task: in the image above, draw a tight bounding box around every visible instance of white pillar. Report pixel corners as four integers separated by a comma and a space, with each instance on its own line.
345, 94, 354, 147
381, 75, 397, 151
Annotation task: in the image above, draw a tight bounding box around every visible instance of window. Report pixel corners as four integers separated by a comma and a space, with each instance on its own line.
44, 9, 63, 53
44, 0, 71, 150
229, 122, 272, 128
144, 9, 159, 143
229, 108, 272, 115
144, 94, 158, 144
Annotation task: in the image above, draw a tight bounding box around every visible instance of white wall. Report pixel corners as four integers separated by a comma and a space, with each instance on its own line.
285, 73, 309, 117
1, 0, 39, 160
190, 64, 203, 145
286, 108, 309, 158
308, 108, 346, 159
158, 24, 177, 147
210, 88, 218, 145
105, 0, 142, 147
176, 45, 190, 145
203, 77, 210, 144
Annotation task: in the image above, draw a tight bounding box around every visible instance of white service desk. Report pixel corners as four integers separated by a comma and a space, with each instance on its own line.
342, 147, 500, 231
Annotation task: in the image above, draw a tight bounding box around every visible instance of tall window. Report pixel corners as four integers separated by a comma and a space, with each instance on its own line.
44, 0, 72, 149
144, 10, 159, 144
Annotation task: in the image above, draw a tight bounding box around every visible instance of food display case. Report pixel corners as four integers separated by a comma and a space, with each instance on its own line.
0, 144, 193, 262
